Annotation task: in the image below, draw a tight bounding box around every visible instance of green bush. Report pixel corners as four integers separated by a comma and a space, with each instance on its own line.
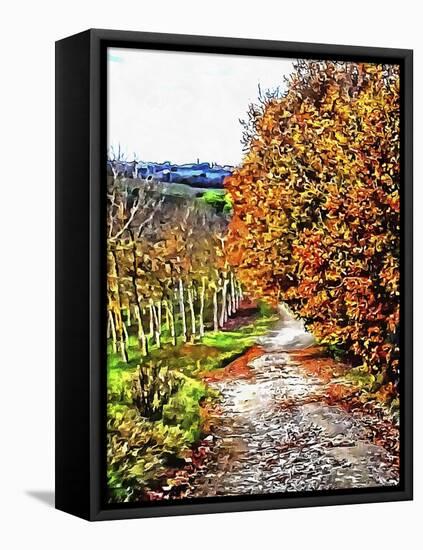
201, 190, 232, 213
162, 376, 207, 443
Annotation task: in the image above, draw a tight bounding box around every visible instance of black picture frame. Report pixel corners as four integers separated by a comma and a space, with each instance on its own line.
55, 28, 413, 521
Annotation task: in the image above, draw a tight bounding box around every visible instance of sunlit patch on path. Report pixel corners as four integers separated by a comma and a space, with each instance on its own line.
190, 309, 399, 497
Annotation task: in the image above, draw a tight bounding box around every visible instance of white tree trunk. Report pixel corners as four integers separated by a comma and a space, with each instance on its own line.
238, 281, 244, 302
187, 286, 196, 342
213, 287, 218, 331
199, 277, 206, 337
108, 310, 117, 353
165, 299, 176, 345
178, 279, 187, 342
148, 304, 154, 337
219, 278, 228, 328
230, 272, 237, 313
134, 304, 147, 356
150, 300, 161, 348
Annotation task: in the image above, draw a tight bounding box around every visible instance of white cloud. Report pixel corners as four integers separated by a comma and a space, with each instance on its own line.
108, 47, 295, 166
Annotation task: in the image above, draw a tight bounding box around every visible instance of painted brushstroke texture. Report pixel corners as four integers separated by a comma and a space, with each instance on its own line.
106, 56, 400, 504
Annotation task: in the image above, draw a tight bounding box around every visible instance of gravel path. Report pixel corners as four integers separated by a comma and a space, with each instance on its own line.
191, 309, 399, 497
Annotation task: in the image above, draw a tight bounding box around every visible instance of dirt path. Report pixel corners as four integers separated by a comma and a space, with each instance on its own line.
190, 308, 399, 497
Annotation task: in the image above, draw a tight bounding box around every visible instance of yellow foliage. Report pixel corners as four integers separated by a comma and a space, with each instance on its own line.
226, 60, 400, 382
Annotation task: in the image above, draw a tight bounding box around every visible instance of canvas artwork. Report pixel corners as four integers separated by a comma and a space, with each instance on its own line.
106, 48, 400, 504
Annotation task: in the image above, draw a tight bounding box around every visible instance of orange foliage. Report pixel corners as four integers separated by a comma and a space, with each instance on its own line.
226, 61, 400, 383
289, 347, 347, 383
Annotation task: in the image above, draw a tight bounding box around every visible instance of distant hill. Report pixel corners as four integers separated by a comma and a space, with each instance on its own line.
107, 160, 233, 189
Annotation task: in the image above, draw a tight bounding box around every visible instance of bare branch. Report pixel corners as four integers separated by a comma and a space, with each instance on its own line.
110, 197, 141, 241
136, 197, 165, 239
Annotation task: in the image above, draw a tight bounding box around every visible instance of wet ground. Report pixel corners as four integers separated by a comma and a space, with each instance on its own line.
190, 310, 399, 497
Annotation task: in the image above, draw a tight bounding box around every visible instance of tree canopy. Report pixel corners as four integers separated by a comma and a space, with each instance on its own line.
225, 60, 400, 385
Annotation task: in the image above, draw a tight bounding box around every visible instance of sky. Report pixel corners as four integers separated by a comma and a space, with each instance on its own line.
108, 48, 295, 167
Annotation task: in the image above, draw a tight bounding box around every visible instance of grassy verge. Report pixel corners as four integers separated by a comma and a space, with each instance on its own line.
107, 310, 278, 502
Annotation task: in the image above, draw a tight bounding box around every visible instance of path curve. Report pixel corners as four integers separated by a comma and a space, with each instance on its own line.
191, 308, 399, 497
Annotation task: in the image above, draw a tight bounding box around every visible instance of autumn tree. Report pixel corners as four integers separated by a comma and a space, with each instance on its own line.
226, 61, 400, 387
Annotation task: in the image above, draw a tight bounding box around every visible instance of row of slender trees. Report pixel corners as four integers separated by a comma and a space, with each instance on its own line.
107, 177, 243, 362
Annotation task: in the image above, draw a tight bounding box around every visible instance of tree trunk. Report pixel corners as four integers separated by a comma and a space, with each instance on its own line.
187, 285, 196, 342
238, 281, 244, 302
213, 287, 219, 331
219, 277, 228, 327
226, 285, 232, 316
126, 306, 132, 327
199, 277, 206, 337
108, 310, 117, 353
156, 300, 162, 330
165, 302, 170, 331
165, 299, 177, 346
234, 277, 240, 310
148, 304, 154, 338
150, 300, 161, 348
107, 311, 111, 339
178, 279, 187, 342
227, 289, 232, 318
227, 283, 233, 316
121, 319, 130, 358
120, 324, 129, 362
112, 307, 128, 363
230, 272, 237, 313
109, 248, 128, 362
134, 304, 148, 356
127, 233, 148, 355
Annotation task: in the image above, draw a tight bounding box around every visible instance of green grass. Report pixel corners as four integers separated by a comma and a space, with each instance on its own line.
106, 309, 279, 502
107, 312, 278, 403
202, 316, 277, 351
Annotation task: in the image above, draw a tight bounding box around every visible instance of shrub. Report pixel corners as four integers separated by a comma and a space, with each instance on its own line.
201, 189, 232, 213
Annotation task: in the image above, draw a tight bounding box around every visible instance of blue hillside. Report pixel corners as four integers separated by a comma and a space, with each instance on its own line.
107, 160, 233, 188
